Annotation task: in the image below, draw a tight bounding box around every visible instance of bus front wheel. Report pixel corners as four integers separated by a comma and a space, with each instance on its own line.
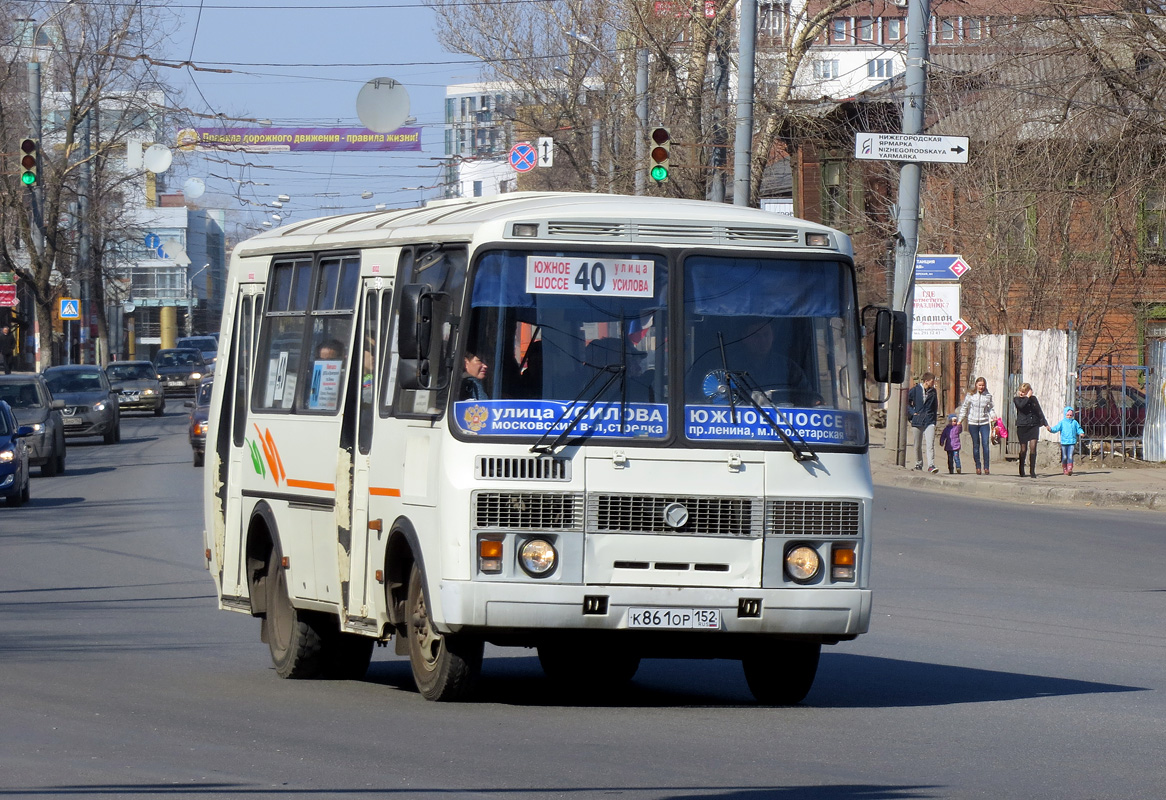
406, 563, 482, 701
265, 546, 326, 679
741, 641, 821, 705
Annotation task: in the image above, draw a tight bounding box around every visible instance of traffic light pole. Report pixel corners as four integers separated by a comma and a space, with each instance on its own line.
27, 61, 44, 255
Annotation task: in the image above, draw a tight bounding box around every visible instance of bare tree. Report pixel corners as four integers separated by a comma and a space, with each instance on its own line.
1, 2, 174, 368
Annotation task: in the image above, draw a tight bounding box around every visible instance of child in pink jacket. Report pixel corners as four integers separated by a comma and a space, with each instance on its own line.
939, 414, 962, 474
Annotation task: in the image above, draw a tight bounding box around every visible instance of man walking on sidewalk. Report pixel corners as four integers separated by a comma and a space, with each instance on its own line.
908, 372, 940, 473
0, 324, 16, 374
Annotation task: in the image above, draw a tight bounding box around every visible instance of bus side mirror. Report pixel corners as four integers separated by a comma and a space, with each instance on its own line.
874, 308, 907, 384
397, 357, 433, 391
868, 306, 907, 384
398, 285, 434, 361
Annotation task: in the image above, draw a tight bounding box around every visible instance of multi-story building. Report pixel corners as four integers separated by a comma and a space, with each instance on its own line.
441, 83, 518, 199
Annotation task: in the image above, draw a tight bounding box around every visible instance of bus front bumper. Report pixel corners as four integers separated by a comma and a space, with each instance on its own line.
437, 581, 871, 639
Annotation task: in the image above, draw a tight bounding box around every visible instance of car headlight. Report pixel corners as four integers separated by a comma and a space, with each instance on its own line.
518, 538, 557, 576
0, 449, 14, 463
93, 401, 107, 412
785, 545, 821, 583
143, 389, 155, 396
31, 422, 44, 433
190, 372, 202, 380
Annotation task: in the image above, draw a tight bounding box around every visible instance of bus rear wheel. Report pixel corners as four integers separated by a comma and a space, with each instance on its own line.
265, 546, 326, 679
741, 641, 821, 705
405, 562, 481, 701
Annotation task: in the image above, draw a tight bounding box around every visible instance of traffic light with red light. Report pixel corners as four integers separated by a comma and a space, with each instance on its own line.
19, 138, 38, 187
649, 127, 670, 183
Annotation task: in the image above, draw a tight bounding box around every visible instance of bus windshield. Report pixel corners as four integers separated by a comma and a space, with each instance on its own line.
455, 249, 669, 442
681, 255, 865, 447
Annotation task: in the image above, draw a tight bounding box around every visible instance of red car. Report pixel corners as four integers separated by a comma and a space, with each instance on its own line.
1076, 384, 1146, 439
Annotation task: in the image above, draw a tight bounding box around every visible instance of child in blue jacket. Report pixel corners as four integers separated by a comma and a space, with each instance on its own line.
1049, 406, 1085, 475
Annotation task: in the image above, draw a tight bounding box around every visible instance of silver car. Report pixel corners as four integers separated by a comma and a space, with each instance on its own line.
43, 366, 122, 444
106, 361, 165, 416
0, 374, 66, 476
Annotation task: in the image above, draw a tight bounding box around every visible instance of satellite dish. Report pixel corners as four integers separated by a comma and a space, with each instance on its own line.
123, 302, 136, 314
183, 177, 206, 200
162, 239, 191, 266
143, 144, 173, 174
356, 78, 410, 134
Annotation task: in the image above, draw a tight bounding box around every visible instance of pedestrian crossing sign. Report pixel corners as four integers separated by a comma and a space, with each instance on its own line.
59, 298, 80, 320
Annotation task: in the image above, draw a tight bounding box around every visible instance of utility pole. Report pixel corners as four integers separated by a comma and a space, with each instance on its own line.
732, 0, 757, 206
886, 0, 931, 466
709, 21, 729, 203
635, 47, 648, 196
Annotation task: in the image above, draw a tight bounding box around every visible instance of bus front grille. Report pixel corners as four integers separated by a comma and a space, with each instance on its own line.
587, 494, 763, 537
473, 492, 584, 531
765, 499, 861, 537
476, 456, 571, 481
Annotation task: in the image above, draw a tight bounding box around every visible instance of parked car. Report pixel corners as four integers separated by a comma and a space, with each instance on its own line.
154, 348, 209, 393
186, 376, 213, 467
0, 373, 67, 476
106, 360, 165, 416
42, 365, 121, 444
176, 335, 218, 367
1077, 384, 1147, 439
0, 400, 32, 506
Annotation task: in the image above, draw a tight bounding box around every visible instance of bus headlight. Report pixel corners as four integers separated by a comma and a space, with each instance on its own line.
519, 538, 556, 576
785, 545, 821, 583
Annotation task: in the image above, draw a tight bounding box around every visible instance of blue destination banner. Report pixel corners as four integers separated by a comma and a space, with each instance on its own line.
454, 400, 668, 438
685, 405, 863, 444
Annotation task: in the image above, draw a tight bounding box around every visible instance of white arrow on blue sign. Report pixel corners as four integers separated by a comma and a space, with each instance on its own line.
915, 254, 971, 281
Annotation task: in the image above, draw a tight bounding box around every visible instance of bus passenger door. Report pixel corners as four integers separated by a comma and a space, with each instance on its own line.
343, 281, 388, 630
219, 290, 260, 605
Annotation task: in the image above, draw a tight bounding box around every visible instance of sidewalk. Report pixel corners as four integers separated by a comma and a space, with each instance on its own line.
869, 439, 1166, 512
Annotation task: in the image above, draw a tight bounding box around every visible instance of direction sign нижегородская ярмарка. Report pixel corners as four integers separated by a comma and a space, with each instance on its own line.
855, 133, 969, 164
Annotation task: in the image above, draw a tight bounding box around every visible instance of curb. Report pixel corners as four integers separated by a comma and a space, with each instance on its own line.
872, 469, 1166, 511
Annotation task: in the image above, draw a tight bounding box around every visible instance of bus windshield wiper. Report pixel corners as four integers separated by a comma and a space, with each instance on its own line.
716, 332, 818, 463
530, 361, 626, 455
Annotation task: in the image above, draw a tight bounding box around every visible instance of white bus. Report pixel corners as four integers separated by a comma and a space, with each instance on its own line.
201, 192, 904, 703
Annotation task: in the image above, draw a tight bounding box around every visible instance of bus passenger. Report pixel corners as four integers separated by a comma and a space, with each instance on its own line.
460, 352, 489, 400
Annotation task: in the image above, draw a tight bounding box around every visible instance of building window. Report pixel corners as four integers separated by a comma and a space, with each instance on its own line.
813, 60, 840, 80
832, 19, 847, 42
887, 18, 903, 40
966, 18, 982, 39
941, 19, 956, 40
445, 98, 456, 124
857, 18, 874, 41
473, 181, 483, 198
759, 1, 790, 38
1144, 190, 1166, 250
821, 161, 847, 230
868, 59, 893, 78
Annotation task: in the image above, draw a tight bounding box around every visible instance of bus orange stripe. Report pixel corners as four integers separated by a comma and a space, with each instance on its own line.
369, 487, 401, 497
286, 479, 334, 492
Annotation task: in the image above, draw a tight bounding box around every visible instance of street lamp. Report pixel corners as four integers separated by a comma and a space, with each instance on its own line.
401, 186, 426, 207
186, 263, 209, 337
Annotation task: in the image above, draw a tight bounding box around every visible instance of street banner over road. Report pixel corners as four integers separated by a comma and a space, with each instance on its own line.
177, 127, 422, 153
855, 133, 970, 164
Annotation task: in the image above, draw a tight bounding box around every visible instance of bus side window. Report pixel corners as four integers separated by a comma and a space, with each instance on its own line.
232, 295, 254, 447
255, 259, 311, 411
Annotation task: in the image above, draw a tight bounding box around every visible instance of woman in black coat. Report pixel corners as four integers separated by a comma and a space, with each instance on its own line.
1013, 382, 1049, 477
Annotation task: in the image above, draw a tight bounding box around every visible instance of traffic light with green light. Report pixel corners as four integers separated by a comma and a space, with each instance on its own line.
649, 127, 670, 183
19, 138, 38, 186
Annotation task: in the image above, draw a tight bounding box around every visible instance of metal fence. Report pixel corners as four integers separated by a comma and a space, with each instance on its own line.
1075, 364, 1147, 460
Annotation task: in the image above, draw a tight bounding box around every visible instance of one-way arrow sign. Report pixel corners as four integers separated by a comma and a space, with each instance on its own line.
537, 136, 554, 168
855, 132, 970, 164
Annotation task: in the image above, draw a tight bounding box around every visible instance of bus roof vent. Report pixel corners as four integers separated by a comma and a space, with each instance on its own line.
546, 221, 629, 239
476, 455, 572, 482
725, 225, 801, 244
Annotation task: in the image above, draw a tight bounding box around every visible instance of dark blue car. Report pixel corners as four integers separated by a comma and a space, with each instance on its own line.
0, 400, 33, 507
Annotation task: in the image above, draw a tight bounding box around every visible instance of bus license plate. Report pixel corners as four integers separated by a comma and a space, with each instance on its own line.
627, 608, 721, 629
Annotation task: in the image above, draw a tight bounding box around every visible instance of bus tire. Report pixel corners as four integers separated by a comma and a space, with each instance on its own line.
406, 562, 481, 701
265, 545, 326, 679
741, 641, 821, 705
537, 643, 640, 692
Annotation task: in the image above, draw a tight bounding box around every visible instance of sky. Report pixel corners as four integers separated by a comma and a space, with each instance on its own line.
157, 0, 487, 233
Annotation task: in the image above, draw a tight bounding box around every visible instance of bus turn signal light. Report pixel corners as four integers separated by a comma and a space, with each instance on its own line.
479, 539, 503, 573
832, 547, 856, 582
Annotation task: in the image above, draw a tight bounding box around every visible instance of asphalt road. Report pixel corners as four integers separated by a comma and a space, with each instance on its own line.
2, 409, 1164, 799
